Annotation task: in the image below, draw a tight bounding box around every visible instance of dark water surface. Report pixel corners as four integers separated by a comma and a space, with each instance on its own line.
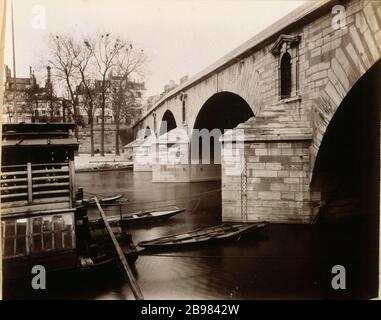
4, 170, 378, 299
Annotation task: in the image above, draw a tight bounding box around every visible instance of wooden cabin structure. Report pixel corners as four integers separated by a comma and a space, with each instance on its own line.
1, 123, 79, 279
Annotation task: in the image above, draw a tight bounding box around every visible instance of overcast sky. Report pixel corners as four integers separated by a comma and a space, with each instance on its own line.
5, 0, 305, 98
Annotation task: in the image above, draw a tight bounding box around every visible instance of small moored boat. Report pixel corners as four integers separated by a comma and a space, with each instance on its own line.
138, 222, 268, 249
91, 207, 186, 225
82, 194, 123, 206
121, 207, 185, 223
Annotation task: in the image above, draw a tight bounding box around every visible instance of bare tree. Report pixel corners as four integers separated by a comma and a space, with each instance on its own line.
44, 32, 147, 156
111, 45, 146, 155
73, 38, 98, 156
47, 34, 80, 138
84, 33, 127, 156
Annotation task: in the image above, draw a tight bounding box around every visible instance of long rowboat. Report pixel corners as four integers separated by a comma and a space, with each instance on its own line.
138, 222, 268, 248
92, 207, 186, 225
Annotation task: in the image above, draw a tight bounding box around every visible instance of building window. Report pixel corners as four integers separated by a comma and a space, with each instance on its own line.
153, 112, 157, 134
182, 100, 186, 123
271, 34, 301, 101
280, 52, 291, 98
179, 91, 187, 124
2, 218, 27, 258
30, 214, 74, 253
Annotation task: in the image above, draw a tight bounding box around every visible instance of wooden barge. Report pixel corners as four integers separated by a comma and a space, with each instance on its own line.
1, 123, 138, 281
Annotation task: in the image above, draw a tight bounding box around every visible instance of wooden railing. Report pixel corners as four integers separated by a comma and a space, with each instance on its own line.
1, 162, 74, 214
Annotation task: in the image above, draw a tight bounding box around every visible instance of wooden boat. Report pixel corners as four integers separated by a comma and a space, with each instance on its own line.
82, 194, 123, 206
91, 207, 186, 225
138, 222, 268, 248
1, 123, 138, 282
76, 163, 133, 173
121, 207, 185, 223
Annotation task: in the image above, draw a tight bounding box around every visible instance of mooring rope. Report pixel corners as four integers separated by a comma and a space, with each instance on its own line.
138, 253, 311, 260
83, 188, 221, 207
122, 188, 221, 206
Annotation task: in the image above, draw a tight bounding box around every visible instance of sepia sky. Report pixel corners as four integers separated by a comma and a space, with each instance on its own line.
4, 0, 305, 98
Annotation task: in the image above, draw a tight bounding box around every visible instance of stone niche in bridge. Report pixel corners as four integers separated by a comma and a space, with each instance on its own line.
221, 107, 321, 224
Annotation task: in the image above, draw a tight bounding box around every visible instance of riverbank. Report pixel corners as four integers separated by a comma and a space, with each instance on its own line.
74, 153, 133, 172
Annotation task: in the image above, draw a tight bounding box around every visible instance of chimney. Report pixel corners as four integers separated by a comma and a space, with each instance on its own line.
5, 65, 11, 81
45, 66, 53, 93
46, 66, 51, 84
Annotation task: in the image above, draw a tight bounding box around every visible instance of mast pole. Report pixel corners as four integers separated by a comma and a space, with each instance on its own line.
11, 0, 17, 123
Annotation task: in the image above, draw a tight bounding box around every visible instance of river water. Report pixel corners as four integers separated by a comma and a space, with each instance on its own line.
4, 170, 378, 299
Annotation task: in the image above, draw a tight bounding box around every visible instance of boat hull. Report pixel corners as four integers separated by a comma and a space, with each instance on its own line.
90, 207, 186, 225
121, 208, 185, 224
138, 222, 268, 249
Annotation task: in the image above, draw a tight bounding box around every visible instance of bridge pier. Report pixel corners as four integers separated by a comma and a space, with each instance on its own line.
221, 112, 321, 224
151, 128, 222, 182
152, 128, 190, 182
126, 136, 155, 172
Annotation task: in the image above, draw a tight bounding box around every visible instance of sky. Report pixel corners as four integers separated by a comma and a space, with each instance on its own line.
4, 0, 305, 98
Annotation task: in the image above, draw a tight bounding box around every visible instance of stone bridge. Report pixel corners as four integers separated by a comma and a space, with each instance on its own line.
131, 0, 381, 224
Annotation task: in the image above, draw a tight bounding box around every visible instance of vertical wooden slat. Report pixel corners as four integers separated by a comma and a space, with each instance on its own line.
26, 218, 30, 255
13, 223, 17, 256
68, 160, 75, 206
27, 162, 33, 203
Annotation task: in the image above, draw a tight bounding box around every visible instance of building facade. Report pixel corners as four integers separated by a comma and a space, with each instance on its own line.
2, 65, 68, 124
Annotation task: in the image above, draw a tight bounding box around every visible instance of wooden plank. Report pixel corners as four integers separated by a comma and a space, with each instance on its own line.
1, 200, 70, 215
69, 160, 75, 206
0, 170, 27, 176
94, 198, 144, 300
32, 168, 69, 174
1, 208, 76, 220
27, 162, 33, 203
3, 131, 68, 137
32, 163, 68, 167
32, 189, 70, 196
33, 182, 70, 188
0, 185, 27, 191
1, 164, 27, 168
1, 177, 28, 183
31, 196, 70, 204
0, 199, 28, 208
3, 122, 75, 132
32, 175, 69, 181
0, 192, 28, 199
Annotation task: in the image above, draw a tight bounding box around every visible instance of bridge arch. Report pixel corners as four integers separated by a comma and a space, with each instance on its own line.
159, 110, 177, 136
311, 59, 380, 222
191, 91, 254, 166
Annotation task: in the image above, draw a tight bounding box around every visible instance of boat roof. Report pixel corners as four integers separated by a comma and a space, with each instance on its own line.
2, 122, 78, 150
2, 137, 78, 148
3, 122, 76, 133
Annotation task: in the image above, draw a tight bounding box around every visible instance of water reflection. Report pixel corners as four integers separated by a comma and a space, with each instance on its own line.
3, 170, 378, 299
